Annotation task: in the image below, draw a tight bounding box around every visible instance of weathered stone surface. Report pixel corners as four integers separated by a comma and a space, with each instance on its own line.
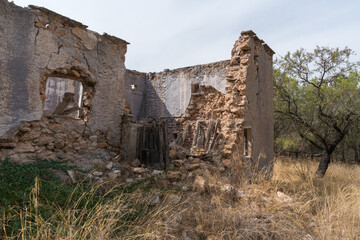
96, 142, 108, 148
71, 27, 97, 50
220, 184, 234, 193
133, 167, 147, 174
54, 139, 65, 149
176, 150, 188, 160
67, 170, 77, 184
106, 162, 113, 169
165, 193, 181, 204
0, 0, 128, 149
93, 160, 107, 170
192, 175, 205, 192
131, 159, 141, 167
222, 159, 232, 168
55, 152, 66, 159
126, 178, 134, 183
167, 171, 182, 181
165, 31, 274, 175
108, 171, 118, 180
185, 163, 201, 171
151, 169, 164, 176
276, 191, 293, 203
150, 194, 160, 205
0, 0, 274, 182
172, 159, 184, 167
0, 142, 17, 148
92, 171, 103, 176
18, 131, 41, 141
113, 155, 121, 162
36, 134, 54, 145
0, 0, 41, 138
14, 142, 35, 153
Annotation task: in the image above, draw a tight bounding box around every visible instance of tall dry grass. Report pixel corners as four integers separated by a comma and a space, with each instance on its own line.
273, 158, 360, 239
3, 158, 360, 239
149, 158, 360, 239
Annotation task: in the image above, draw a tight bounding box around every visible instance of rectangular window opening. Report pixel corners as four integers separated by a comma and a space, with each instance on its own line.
191, 83, 200, 93
244, 128, 252, 156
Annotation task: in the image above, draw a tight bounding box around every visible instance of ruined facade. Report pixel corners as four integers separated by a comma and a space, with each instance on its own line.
0, 0, 127, 168
0, 0, 274, 176
125, 32, 274, 174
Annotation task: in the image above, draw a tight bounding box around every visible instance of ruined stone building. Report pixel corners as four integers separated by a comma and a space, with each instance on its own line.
0, 0, 274, 176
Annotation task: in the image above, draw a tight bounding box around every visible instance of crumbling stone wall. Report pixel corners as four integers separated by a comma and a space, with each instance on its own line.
125, 31, 274, 174
0, 1, 128, 165
220, 30, 274, 173
0, 116, 118, 169
124, 61, 231, 163
1, 0, 274, 177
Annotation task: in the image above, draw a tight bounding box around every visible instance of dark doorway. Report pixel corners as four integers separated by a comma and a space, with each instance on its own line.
135, 120, 169, 169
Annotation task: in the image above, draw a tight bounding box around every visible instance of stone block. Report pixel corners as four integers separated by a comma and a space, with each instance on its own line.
14, 142, 35, 153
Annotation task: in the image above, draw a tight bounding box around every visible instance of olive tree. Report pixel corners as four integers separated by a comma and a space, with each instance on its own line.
274, 46, 360, 177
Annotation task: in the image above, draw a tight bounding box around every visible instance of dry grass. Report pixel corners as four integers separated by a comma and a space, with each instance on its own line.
273, 158, 360, 240
3, 158, 360, 239
152, 158, 360, 239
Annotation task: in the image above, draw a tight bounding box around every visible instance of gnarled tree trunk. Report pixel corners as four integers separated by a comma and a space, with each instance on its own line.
315, 152, 331, 178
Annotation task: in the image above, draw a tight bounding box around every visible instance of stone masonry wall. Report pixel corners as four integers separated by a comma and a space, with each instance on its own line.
124, 32, 274, 174
0, 1, 128, 140
239, 31, 274, 173
171, 31, 274, 174
0, 0, 274, 177
0, 116, 118, 169
0, 1, 128, 166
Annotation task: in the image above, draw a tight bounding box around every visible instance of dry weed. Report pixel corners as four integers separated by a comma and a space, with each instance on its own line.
3, 158, 360, 239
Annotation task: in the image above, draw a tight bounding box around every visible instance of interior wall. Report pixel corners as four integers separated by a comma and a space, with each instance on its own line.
144, 61, 229, 118
43, 77, 83, 115
125, 70, 146, 119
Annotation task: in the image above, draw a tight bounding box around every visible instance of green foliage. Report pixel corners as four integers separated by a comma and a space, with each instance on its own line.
0, 157, 78, 206
0, 157, 170, 239
0, 158, 83, 237
275, 134, 303, 154
274, 46, 360, 175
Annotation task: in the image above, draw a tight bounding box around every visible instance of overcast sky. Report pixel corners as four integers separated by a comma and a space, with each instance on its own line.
13, 0, 360, 72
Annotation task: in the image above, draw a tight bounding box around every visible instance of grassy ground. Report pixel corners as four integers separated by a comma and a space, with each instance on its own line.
1, 157, 360, 239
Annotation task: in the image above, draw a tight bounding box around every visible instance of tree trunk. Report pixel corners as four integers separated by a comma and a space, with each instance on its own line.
355, 145, 360, 164
315, 152, 331, 178
341, 148, 346, 163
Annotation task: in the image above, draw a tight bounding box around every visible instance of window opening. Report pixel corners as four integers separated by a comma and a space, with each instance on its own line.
131, 84, 137, 90
244, 128, 252, 156
43, 77, 83, 118
191, 83, 200, 93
